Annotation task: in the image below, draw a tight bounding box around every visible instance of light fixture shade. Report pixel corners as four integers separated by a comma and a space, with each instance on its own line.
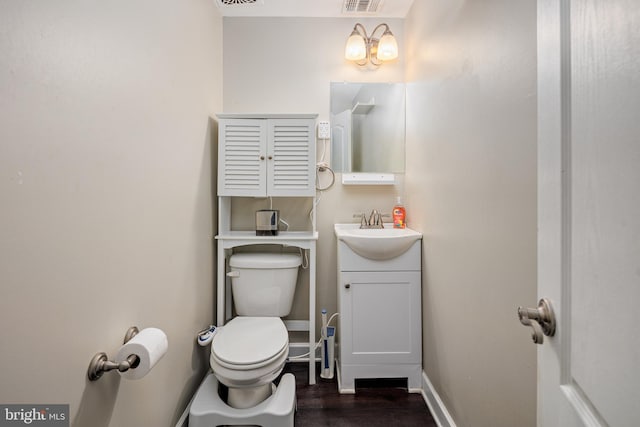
345, 32, 367, 61
376, 31, 398, 61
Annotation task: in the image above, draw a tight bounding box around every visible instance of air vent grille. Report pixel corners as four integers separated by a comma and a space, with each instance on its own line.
342, 0, 383, 14
217, 0, 262, 6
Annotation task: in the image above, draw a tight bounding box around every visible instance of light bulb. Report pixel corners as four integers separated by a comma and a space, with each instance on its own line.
345, 32, 367, 61
376, 31, 398, 61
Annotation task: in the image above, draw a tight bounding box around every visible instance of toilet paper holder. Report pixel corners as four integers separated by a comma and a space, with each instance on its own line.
87, 326, 141, 381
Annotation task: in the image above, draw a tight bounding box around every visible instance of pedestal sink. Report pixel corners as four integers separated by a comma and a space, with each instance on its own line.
334, 223, 422, 261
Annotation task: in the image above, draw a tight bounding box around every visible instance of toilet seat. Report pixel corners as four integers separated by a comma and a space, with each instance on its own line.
210, 317, 289, 388
212, 317, 288, 367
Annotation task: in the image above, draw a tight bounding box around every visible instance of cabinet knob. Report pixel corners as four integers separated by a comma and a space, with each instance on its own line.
268, 155, 273, 160
345, 283, 351, 289
260, 155, 265, 160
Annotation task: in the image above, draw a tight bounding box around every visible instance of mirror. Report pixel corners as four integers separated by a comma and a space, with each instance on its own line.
330, 82, 405, 174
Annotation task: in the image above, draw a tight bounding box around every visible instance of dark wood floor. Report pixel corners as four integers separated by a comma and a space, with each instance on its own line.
279, 363, 437, 427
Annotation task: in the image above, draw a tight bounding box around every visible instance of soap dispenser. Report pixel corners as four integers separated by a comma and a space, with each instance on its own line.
392, 197, 406, 229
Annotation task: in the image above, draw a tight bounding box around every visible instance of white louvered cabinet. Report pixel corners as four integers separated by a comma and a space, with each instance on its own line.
217, 115, 316, 197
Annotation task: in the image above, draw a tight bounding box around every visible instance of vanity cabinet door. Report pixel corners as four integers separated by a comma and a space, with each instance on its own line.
339, 271, 422, 366
218, 117, 316, 197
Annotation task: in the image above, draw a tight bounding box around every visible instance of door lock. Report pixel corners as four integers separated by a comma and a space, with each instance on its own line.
517, 298, 556, 344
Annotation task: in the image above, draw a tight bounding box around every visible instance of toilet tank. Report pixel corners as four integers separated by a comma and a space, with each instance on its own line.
228, 253, 302, 316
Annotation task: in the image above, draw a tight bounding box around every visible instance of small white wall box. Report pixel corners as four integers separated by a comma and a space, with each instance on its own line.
317, 121, 330, 139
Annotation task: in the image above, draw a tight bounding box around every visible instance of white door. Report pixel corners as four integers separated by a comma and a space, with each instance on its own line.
536, 1, 640, 426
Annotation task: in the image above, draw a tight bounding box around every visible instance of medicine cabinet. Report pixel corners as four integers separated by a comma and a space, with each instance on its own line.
330, 82, 405, 185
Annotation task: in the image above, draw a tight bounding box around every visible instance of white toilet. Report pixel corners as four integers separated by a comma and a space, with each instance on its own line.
189, 252, 302, 427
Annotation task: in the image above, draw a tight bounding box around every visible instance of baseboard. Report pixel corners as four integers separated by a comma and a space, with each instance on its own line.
175, 392, 195, 427
421, 370, 457, 427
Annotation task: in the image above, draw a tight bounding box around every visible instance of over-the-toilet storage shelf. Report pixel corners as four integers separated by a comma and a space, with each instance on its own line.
214, 113, 318, 385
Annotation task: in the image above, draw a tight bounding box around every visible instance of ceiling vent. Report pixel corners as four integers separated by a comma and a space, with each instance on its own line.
216, 0, 263, 7
342, 0, 383, 14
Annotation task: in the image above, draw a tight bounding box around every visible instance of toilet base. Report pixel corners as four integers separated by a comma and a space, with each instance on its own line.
189, 372, 295, 427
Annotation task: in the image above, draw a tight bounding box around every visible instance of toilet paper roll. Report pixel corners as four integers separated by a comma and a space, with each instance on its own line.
116, 327, 168, 380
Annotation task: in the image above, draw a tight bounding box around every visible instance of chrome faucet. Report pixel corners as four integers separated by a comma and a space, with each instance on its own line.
353, 210, 386, 229
368, 209, 382, 228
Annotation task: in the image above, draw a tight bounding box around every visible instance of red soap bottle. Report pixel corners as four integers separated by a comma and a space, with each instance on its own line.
392, 197, 406, 229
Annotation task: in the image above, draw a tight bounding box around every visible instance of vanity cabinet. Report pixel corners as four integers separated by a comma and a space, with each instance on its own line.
217, 115, 316, 197
336, 240, 422, 394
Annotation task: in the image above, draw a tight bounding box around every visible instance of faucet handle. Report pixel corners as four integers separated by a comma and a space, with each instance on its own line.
353, 213, 368, 228
369, 209, 379, 226
377, 213, 391, 228
371, 209, 389, 227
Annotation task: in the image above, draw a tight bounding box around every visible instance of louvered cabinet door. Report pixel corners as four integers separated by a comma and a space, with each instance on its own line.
217, 119, 267, 196
267, 119, 316, 197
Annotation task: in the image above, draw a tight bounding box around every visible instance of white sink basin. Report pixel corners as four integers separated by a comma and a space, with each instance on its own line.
334, 223, 422, 260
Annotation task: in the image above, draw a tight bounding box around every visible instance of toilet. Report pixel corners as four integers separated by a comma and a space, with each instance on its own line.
189, 252, 302, 427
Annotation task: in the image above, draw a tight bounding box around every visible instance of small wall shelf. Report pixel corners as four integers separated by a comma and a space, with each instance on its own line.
341, 173, 396, 185
351, 101, 375, 115
216, 231, 318, 241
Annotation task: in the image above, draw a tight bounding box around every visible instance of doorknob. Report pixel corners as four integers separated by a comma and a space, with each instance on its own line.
517, 298, 556, 344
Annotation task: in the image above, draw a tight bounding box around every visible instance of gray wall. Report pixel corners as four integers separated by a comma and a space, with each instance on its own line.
221, 17, 406, 325
0, 3, 538, 426
405, 1, 538, 426
223, 6, 538, 426
0, 1, 223, 426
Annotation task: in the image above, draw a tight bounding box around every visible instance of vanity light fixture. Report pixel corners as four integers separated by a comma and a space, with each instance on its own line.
344, 23, 398, 67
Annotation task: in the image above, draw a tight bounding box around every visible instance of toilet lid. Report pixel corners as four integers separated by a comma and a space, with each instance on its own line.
212, 317, 288, 366
229, 253, 302, 269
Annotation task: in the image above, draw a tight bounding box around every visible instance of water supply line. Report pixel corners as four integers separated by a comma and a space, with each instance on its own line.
287, 311, 338, 361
